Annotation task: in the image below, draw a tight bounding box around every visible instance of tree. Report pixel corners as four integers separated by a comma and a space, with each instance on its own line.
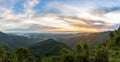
59, 48, 74, 62
4, 52, 17, 62
118, 26, 120, 31
116, 37, 120, 45
94, 47, 109, 62
74, 42, 90, 62
109, 31, 114, 38
16, 48, 35, 62
0, 45, 6, 62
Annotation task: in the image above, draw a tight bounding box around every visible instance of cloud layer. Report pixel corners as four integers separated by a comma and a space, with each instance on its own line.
0, 0, 120, 33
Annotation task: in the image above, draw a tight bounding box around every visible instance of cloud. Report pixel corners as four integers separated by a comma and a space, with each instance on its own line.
24, 0, 39, 9
102, 6, 120, 13
56, 15, 115, 32
0, 0, 39, 22
0, 0, 120, 32
4, 23, 68, 32
90, 6, 120, 17
23, 0, 39, 18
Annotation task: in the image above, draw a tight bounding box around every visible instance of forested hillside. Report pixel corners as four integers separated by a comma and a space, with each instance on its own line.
64, 32, 110, 47
0, 27, 119, 62
29, 38, 68, 61
0, 0, 119, 62
41, 27, 120, 62
0, 32, 39, 48
0, 31, 109, 49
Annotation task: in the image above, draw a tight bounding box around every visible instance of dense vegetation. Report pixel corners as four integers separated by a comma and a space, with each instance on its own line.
40, 27, 120, 62
0, 38, 68, 62
0, 46, 35, 62
0, 27, 120, 62
29, 38, 68, 62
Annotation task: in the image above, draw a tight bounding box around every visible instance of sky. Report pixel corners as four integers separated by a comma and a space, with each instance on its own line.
0, 0, 120, 33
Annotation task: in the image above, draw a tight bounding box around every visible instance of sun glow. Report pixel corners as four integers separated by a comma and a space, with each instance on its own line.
0, 0, 119, 33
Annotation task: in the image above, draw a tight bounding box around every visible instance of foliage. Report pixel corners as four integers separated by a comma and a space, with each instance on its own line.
0, 26, 120, 62
41, 26, 120, 62
0, 46, 35, 62
16, 48, 34, 62
29, 38, 68, 62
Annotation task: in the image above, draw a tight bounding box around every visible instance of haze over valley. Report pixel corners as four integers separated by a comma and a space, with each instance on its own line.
0, 0, 120, 62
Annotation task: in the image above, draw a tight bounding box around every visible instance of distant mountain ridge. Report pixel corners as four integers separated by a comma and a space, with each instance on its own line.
0, 31, 37, 48
63, 32, 110, 47
0, 31, 110, 49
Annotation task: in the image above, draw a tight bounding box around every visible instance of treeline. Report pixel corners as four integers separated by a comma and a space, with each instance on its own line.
0, 46, 35, 62
41, 27, 120, 62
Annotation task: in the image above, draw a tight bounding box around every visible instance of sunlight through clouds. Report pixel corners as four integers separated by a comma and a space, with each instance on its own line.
0, 0, 120, 32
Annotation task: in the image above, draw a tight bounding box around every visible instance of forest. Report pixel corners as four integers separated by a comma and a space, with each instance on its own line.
0, 27, 120, 62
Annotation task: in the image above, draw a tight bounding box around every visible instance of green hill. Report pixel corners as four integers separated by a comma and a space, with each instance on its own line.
29, 38, 68, 60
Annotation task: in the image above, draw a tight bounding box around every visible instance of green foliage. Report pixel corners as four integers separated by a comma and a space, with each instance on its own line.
60, 48, 71, 56
109, 31, 114, 38
16, 48, 35, 62
41, 42, 91, 62
0, 45, 17, 62
29, 38, 68, 62
0, 45, 6, 62
41, 57, 51, 62
0, 26, 120, 62
94, 47, 109, 62
41, 42, 109, 62
0, 45, 35, 62
59, 48, 74, 62
41, 26, 120, 62
74, 42, 90, 62
5, 52, 17, 62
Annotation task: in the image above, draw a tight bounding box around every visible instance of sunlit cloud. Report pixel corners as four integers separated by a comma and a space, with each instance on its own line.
0, 0, 120, 33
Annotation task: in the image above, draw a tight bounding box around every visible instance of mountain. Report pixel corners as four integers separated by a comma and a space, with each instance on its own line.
4, 31, 110, 48
0, 31, 111, 62
29, 38, 68, 58
0, 31, 38, 48
40, 27, 120, 62
64, 32, 110, 47
10, 33, 88, 42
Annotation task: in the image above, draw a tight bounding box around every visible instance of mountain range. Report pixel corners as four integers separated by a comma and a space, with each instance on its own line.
0, 31, 110, 49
